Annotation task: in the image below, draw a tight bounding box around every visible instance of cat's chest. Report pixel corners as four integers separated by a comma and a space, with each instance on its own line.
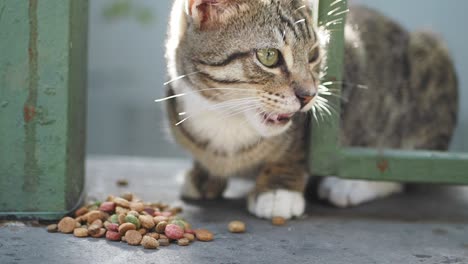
176, 91, 262, 154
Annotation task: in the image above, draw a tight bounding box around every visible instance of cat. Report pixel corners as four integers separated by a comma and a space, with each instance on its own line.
163, 0, 458, 219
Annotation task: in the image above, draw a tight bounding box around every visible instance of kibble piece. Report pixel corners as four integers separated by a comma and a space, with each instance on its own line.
115, 206, 129, 215
47, 224, 58, 233
88, 224, 101, 236
127, 210, 140, 217
130, 202, 145, 212
74, 207, 89, 217
121, 192, 133, 201
106, 230, 121, 241
58, 217, 77, 234
75, 222, 81, 228
91, 219, 103, 228
177, 238, 190, 246
106, 195, 116, 202
114, 197, 130, 208
139, 215, 155, 230
147, 232, 160, 240
165, 224, 184, 240
143, 208, 155, 216
153, 216, 168, 224
91, 228, 106, 238
156, 221, 168, 234
141, 236, 159, 249
138, 228, 147, 236
99, 202, 115, 213
159, 234, 168, 240
158, 238, 170, 246
73, 227, 89, 238
271, 217, 286, 226
118, 222, 136, 236
171, 219, 187, 231
183, 233, 195, 242
125, 230, 143, 246
195, 229, 214, 242
118, 213, 126, 225
109, 214, 119, 224
228, 221, 246, 233
107, 223, 119, 232
85, 210, 102, 224
124, 215, 141, 229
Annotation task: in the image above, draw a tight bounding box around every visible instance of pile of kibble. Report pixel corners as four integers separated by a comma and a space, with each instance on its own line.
46, 193, 214, 249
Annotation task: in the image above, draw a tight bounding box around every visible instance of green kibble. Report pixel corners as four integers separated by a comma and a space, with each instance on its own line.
110, 214, 119, 224
125, 214, 141, 229
171, 220, 186, 231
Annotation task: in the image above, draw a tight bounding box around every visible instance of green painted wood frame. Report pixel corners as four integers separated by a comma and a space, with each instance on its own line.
0, 0, 88, 219
310, 0, 468, 184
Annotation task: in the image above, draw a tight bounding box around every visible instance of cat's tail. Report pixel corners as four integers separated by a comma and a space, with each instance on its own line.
405, 31, 459, 150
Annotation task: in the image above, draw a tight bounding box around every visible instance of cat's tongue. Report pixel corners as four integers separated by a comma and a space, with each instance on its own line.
264, 113, 294, 124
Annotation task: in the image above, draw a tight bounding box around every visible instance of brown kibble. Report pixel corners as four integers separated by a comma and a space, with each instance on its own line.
156, 221, 168, 234
47, 224, 58, 233
74, 207, 89, 217
117, 179, 129, 187
159, 234, 168, 240
139, 215, 155, 230
58, 217, 77, 234
127, 210, 140, 217
125, 230, 143, 246
141, 236, 159, 249
91, 228, 106, 238
85, 210, 102, 224
114, 197, 130, 208
138, 228, 148, 236
271, 217, 286, 226
130, 202, 145, 212
177, 238, 190, 246
118, 222, 136, 236
91, 219, 103, 228
75, 216, 85, 224
88, 224, 100, 236
195, 229, 214, 242
118, 213, 126, 225
121, 192, 133, 201
158, 238, 170, 246
147, 232, 160, 240
153, 216, 168, 224
115, 206, 129, 215
106, 195, 116, 202
228, 221, 246, 233
73, 227, 89, 238
183, 233, 195, 242
75, 222, 81, 228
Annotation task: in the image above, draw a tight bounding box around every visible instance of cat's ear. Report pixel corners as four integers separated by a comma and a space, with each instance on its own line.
186, 0, 242, 30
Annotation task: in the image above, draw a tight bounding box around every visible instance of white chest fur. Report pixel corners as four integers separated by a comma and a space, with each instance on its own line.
175, 85, 262, 154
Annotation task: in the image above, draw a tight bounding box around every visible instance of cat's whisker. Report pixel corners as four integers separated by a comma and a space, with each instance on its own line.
163, 71, 200, 86
294, 19, 306, 25
154, 88, 256, 103
330, 0, 344, 7
332, 9, 349, 17
294, 5, 306, 12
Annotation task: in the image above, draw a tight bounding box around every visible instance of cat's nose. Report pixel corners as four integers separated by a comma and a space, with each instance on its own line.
295, 90, 316, 109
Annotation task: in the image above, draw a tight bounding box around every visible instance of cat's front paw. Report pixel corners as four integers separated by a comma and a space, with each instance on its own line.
318, 177, 403, 208
248, 189, 305, 219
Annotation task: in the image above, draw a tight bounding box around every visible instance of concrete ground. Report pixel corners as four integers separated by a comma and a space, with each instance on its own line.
1, 156, 468, 264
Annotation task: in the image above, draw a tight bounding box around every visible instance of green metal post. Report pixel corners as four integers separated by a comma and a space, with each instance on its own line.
309, 0, 346, 176
0, 0, 88, 219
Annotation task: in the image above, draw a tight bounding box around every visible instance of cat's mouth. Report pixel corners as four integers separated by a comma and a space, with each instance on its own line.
262, 112, 295, 125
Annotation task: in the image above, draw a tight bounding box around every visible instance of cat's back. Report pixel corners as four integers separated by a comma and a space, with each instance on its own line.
341, 5, 458, 150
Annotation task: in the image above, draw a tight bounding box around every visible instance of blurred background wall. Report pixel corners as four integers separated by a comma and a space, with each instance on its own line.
87, 0, 468, 158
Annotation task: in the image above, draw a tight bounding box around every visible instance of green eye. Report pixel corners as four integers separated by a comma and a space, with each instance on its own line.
256, 48, 280, 67
309, 48, 320, 63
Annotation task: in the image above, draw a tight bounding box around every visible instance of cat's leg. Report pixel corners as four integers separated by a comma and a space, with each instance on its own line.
180, 162, 227, 200
248, 163, 307, 219
318, 177, 403, 208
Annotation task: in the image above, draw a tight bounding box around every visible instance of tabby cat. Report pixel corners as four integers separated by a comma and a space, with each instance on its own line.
163, 0, 458, 219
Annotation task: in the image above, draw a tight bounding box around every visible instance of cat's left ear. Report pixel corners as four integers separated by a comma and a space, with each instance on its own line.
186, 0, 243, 30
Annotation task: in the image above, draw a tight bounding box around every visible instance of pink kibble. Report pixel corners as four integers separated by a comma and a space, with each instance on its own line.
184, 229, 195, 235
153, 211, 162, 217
99, 202, 116, 213
143, 208, 155, 215
107, 223, 119, 232
106, 230, 121, 241
161, 212, 172, 217
164, 224, 184, 240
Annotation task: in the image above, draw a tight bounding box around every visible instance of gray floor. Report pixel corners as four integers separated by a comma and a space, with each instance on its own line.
2, 156, 468, 264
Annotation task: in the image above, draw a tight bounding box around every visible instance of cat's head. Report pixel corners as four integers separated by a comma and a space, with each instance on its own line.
169, 0, 324, 137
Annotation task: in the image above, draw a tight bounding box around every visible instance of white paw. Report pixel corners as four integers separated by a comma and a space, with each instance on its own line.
179, 171, 202, 200
248, 189, 305, 219
318, 177, 403, 208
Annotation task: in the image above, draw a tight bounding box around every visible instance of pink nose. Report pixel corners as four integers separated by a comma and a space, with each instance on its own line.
295, 91, 316, 108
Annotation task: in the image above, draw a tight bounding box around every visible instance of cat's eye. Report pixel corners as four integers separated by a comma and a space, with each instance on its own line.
309, 48, 320, 63
256, 48, 280, 68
